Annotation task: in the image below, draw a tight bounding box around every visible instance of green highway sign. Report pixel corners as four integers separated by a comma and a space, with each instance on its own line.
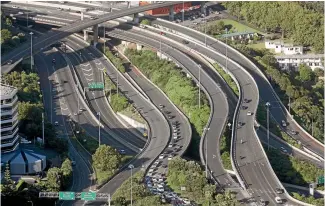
317, 176, 324, 184
88, 82, 104, 89
81, 192, 96, 201
59, 192, 75, 200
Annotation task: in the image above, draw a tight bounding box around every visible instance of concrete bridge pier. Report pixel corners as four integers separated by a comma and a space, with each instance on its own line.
200, 2, 206, 15
133, 13, 140, 24
127, 1, 131, 8
93, 24, 98, 46
83, 30, 89, 41
81, 11, 84, 20
169, 6, 174, 21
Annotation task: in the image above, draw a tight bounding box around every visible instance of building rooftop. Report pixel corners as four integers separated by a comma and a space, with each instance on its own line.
0, 84, 17, 97
275, 54, 324, 59
221, 31, 256, 38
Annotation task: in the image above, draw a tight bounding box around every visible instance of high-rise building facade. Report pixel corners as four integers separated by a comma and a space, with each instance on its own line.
1, 84, 20, 153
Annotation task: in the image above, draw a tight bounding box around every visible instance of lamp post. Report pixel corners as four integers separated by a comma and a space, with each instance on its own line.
198, 64, 202, 109
30, 32, 33, 71
265, 102, 271, 151
97, 112, 101, 146
128, 164, 134, 206
225, 28, 228, 72
42, 112, 44, 146
227, 122, 232, 130
288, 96, 291, 114
204, 127, 210, 178
203, 20, 207, 47
103, 25, 106, 54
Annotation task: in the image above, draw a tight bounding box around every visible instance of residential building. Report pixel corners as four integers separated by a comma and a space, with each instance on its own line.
1, 84, 46, 175
265, 40, 303, 55
275, 54, 324, 71
1, 84, 20, 153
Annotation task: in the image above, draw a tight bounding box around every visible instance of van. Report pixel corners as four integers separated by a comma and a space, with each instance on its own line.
275, 197, 282, 204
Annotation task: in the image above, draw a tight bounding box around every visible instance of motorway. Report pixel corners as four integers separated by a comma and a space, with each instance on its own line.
64, 36, 146, 152
103, 28, 247, 195
1, 1, 181, 69
35, 46, 93, 205
133, 23, 297, 204
150, 19, 325, 157
61, 36, 176, 203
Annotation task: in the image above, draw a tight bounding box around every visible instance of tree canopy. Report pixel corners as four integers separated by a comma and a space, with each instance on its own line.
92, 145, 122, 173
222, 2, 324, 52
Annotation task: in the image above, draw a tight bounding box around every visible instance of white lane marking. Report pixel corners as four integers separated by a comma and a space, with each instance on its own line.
82, 63, 90, 66
83, 72, 93, 76
81, 67, 92, 72
47, 10, 53, 13
85, 77, 93, 81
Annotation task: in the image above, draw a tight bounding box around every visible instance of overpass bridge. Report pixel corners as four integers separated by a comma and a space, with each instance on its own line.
1, 1, 182, 73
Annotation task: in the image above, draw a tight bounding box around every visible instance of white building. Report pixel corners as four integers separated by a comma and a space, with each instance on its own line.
1, 84, 20, 153
265, 40, 303, 55
275, 54, 324, 71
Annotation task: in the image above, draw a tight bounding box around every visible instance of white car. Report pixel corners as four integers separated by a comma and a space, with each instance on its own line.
159, 154, 164, 159
54, 121, 59, 126
148, 168, 154, 173
172, 125, 177, 129
173, 129, 178, 133
157, 187, 164, 192
281, 120, 287, 127
168, 143, 173, 148
247, 111, 252, 116
168, 154, 174, 160
12, 6, 19, 8
275, 196, 282, 204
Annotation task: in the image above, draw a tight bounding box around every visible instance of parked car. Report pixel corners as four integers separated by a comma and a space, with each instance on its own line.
290, 130, 297, 135
281, 120, 287, 127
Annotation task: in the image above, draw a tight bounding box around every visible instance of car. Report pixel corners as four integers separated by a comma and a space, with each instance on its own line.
71, 161, 76, 166
259, 199, 267, 206
275, 188, 284, 194
182, 40, 189, 44
173, 134, 178, 140
172, 125, 177, 129
118, 149, 126, 154
159, 154, 165, 159
160, 31, 165, 36
154, 160, 160, 165
290, 130, 297, 135
159, 104, 164, 109
281, 120, 287, 127
243, 98, 249, 103
168, 115, 173, 119
147, 182, 153, 187
18, 11, 24, 14
147, 172, 153, 177
74, 112, 78, 116
12, 6, 19, 8
280, 147, 288, 153
89, 16, 97, 20
238, 121, 243, 126
161, 164, 167, 168
183, 198, 191, 204
193, 22, 198, 25
168, 143, 173, 148
52, 58, 56, 63
148, 168, 154, 173
275, 196, 282, 204
173, 129, 178, 133
168, 154, 174, 160
7, 60, 13, 65
247, 111, 252, 116
242, 105, 247, 110
157, 187, 164, 192
57, 8, 63, 11
54, 121, 59, 126
76, 11, 81, 13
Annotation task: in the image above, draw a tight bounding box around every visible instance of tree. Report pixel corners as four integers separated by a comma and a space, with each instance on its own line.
113, 196, 127, 206
1, 164, 14, 195
110, 93, 129, 112
1, 29, 12, 44
60, 159, 72, 189
5, 18, 12, 27
314, 68, 324, 77
299, 64, 314, 82
140, 19, 151, 25
46, 167, 62, 192
134, 196, 163, 206
214, 191, 239, 205
92, 145, 122, 173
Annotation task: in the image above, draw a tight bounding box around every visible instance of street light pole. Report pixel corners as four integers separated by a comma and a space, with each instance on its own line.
97, 112, 101, 146
204, 127, 210, 179
42, 112, 44, 146
103, 25, 106, 54
225, 28, 228, 72
198, 64, 201, 109
288, 96, 291, 114
117, 73, 119, 97
128, 164, 134, 206
30, 32, 33, 71
204, 20, 207, 47
266, 102, 271, 151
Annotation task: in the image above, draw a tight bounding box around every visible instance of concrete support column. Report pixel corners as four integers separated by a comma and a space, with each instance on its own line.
133, 13, 139, 24
127, 1, 131, 8
200, 2, 206, 15
136, 43, 142, 51
93, 24, 98, 46
169, 6, 174, 21
83, 30, 89, 41
81, 12, 84, 21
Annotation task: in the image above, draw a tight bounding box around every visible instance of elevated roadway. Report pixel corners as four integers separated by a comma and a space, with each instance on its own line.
1, 1, 181, 71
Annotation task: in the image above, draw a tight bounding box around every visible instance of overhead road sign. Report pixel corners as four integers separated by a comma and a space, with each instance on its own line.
59, 192, 75, 200
81, 192, 96, 201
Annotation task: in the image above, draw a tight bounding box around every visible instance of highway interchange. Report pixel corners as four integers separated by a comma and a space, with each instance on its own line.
1, 1, 324, 206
